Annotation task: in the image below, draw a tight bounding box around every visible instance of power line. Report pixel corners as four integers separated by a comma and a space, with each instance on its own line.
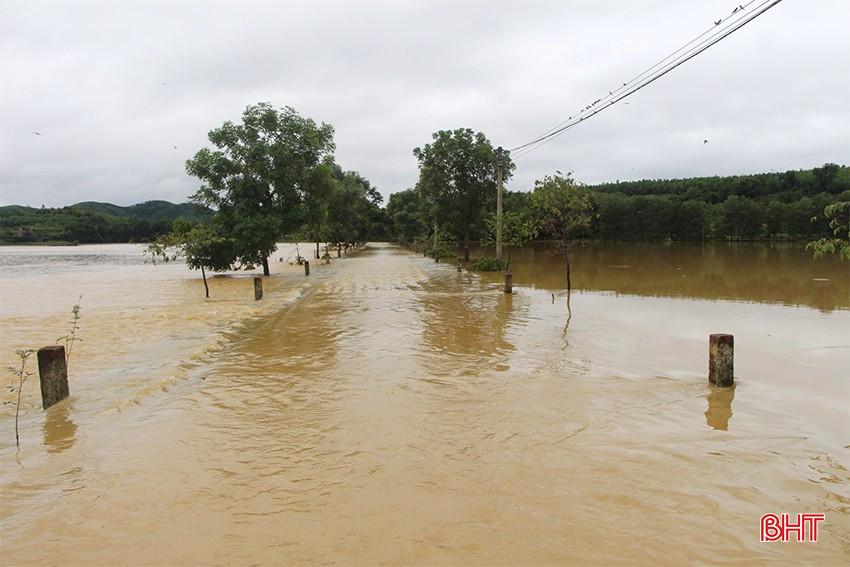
512, 0, 781, 157
521, 0, 761, 145
509, 0, 784, 160
512, 0, 781, 156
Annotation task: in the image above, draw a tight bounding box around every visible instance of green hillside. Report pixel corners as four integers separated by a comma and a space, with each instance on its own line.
71, 200, 208, 222
0, 200, 211, 244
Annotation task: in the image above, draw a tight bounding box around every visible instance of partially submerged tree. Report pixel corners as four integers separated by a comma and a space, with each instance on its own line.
414, 129, 513, 261
531, 173, 595, 294
325, 169, 384, 250
385, 188, 429, 245
187, 103, 335, 275
482, 211, 533, 271
807, 201, 849, 260
302, 162, 336, 258
146, 220, 236, 298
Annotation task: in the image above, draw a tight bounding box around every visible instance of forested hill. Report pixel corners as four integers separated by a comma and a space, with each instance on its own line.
591, 163, 849, 203
581, 163, 849, 241
71, 200, 208, 222
0, 200, 210, 244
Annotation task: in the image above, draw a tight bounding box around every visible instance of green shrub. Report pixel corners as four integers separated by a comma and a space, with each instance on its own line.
429, 244, 454, 261
470, 256, 505, 272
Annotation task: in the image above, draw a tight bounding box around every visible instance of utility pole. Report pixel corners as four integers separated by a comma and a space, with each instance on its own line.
495, 147, 504, 262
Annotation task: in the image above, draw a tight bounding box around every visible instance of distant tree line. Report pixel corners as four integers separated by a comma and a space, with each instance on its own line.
387, 155, 849, 249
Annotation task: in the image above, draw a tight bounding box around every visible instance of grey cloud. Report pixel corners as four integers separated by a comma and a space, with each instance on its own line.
1, 0, 848, 207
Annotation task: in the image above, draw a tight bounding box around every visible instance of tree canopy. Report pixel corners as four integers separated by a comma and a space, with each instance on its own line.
413, 129, 513, 260
807, 201, 850, 260
186, 102, 335, 274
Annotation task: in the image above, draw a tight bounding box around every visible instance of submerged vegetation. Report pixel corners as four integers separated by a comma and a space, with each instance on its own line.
57, 297, 83, 367
469, 256, 505, 272
8, 349, 35, 449
7, 297, 82, 449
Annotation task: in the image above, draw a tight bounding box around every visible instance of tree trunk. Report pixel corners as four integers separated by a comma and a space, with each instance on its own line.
201, 265, 210, 298
316, 241, 320, 259
561, 244, 573, 332
463, 227, 470, 262
262, 256, 270, 276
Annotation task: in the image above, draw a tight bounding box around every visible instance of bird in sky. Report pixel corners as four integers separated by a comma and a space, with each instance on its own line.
704, 139, 709, 144
32, 131, 41, 136
173, 145, 178, 149
714, 19, 722, 25
161, 81, 167, 86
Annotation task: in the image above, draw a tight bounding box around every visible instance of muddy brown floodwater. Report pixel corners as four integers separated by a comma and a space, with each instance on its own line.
1, 241, 848, 565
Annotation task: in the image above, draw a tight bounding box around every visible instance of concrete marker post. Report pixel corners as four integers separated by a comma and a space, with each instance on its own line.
37, 346, 69, 410
254, 277, 263, 300
709, 333, 734, 387
304, 261, 310, 276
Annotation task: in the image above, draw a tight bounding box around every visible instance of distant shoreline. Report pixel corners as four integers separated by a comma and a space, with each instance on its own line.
0, 240, 81, 247
1, 238, 813, 248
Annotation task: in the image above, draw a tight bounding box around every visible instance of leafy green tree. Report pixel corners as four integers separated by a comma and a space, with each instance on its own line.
807, 201, 849, 260
483, 211, 533, 271
671, 200, 706, 240
146, 220, 236, 298
784, 197, 818, 238
720, 195, 762, 240
764, 200, 787, 239
186, 103, 335, 275
813, 163, 840, 193
303, 162, 337, 258
325, 170, 382, 249
530, 173, 595, 293
413, 129, 512, 261
385, 188, 428, 244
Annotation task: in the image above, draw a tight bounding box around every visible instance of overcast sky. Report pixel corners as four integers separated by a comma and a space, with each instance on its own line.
1, 0, 848, 207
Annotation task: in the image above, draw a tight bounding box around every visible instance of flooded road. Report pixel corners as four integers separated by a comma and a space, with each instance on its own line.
1, 242, 848, 565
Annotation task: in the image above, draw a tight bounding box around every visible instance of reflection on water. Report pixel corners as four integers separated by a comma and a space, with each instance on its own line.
477, 241, 849, 312
42, 400, 77, 453
0, 242, 848, 565
705, 386, 735, 431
